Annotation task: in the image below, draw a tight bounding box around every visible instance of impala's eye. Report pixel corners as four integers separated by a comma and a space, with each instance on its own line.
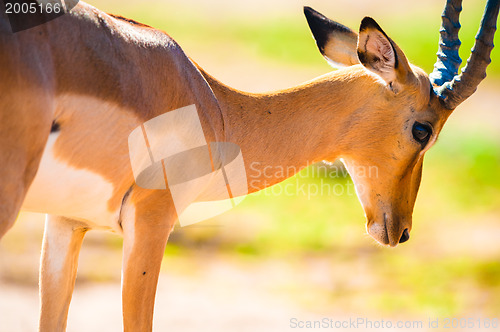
412, 122, 432, 147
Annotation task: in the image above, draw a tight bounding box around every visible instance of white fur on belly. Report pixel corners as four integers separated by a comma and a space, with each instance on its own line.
23, 133, 120, 231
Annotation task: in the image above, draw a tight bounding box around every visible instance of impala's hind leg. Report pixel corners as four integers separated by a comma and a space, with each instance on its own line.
121, 194, 176, 332
39, 215, 88, 332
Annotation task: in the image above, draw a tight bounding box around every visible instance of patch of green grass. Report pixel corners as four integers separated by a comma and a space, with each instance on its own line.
424, 130, 500, 214
237, 174, 365, 255
376, 255, 500, 316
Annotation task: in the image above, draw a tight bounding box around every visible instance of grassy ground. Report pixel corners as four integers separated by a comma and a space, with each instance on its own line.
1, 1, 500, 331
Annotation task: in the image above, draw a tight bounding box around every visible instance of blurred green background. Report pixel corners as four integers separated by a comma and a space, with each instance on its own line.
1, 0, 499, 331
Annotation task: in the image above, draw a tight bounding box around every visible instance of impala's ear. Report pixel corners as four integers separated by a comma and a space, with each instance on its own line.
304, 6, 359, 68
357, 17, 413, 90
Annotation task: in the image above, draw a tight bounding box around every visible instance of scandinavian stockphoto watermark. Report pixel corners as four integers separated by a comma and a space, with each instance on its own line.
2, 0, 79, 33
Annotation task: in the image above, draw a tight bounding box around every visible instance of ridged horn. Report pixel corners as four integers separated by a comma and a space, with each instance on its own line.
430, 0, 499, 110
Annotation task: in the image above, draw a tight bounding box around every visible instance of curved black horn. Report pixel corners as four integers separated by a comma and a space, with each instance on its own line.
429, 0, 463, 86
431, 0, 500, 110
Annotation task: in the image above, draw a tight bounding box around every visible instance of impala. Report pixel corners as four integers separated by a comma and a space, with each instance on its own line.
0, 0, 498, 331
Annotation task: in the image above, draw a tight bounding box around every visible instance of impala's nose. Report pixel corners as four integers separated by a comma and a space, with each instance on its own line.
399, 228, 410, 243
367, 217, 411, 247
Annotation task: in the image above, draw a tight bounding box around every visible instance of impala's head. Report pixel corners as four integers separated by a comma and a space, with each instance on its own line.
304, 0, 499, 246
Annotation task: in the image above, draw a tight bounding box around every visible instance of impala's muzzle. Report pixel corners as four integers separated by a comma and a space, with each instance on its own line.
367, 214, 411, 247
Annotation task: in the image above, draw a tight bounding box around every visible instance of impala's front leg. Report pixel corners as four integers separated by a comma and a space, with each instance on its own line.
39, 215, 88, 332
121, 195, 176, 332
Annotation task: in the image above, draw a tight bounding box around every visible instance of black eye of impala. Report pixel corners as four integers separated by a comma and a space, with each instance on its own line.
412, 122, 432, 147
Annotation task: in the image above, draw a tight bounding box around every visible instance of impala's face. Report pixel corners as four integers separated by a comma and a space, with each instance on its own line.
304, 8, 455, 246
340, 68, 453, 246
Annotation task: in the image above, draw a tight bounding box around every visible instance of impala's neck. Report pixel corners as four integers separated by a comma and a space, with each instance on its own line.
199, 66, 382, 193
